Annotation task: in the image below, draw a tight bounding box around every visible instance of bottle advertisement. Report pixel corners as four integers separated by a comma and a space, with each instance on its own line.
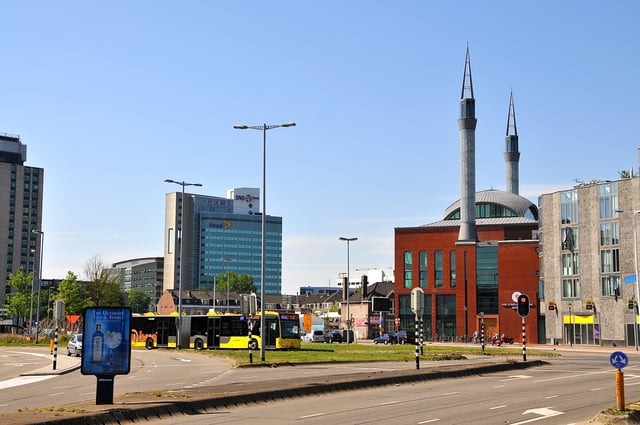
81, 307, 132, 376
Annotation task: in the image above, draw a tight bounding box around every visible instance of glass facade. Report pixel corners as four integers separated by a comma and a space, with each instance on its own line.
198, 212, 282, 295
476, 245, 498, 314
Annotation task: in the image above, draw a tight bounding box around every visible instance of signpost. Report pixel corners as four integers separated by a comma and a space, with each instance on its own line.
411, 288, 424, 370
610, 351, 629, 411
516, 293, 530, 361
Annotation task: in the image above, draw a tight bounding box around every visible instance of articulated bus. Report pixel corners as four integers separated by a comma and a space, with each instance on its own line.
130, 311, 301, 350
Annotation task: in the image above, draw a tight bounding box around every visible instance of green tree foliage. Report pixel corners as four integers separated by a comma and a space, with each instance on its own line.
619, 170, 632, 179
83, 255, 126, 307
128, 290, 151, 313
4, 268, 32, 323
215, 271, 256, 294
54, 271, 86, 315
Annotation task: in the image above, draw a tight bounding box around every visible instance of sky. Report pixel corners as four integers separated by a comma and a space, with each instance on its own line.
2, 2, 639, 295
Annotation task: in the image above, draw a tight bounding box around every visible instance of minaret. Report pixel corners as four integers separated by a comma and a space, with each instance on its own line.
457, 47, 478, 242
504, 91, 520, 195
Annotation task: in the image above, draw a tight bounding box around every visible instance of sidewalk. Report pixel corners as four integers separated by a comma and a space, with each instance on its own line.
20, 353, 80, 376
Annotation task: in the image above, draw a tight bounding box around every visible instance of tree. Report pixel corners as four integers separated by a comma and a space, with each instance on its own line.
83, 255, 126, 307
4, 268, 32, 325
128, 290, 151, 313
619, 170, 633, 179
54, 271, 86, 315
215, 271, 256, 294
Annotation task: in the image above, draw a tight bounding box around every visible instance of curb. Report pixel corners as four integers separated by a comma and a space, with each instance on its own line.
7, 360, 548, 425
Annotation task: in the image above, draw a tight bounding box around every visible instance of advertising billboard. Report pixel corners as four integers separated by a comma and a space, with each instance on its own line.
81, 307, 132, 376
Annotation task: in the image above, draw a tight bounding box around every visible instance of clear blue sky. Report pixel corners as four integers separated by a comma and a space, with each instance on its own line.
2, 2, 638, 294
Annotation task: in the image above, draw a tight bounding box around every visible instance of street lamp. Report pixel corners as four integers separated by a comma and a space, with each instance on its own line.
165, 178, 203, 349
616, 209, 640, 351
221, 256, 235, 312
234, 122, 296, 361
339, 237, 357, 343
32, 230, 44, 344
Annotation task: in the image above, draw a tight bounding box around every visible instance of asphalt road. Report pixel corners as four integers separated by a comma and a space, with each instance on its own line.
139, 350, 640, 425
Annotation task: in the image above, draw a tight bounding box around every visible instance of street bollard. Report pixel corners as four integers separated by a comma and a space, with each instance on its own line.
52, 327, 58, 370
616, 369, 625, 411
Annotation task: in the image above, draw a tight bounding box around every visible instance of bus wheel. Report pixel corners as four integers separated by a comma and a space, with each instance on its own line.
194, 339, 204, 350
145, 338, 154, 350
248, 339, 258, 350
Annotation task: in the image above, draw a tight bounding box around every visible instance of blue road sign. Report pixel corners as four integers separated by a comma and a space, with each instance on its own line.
610, 351, 629, 369
624, 275, 637, 284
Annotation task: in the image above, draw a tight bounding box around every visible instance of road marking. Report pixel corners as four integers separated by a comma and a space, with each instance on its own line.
441, 392, 458, 396
500, 375, 531, 381
299, 413, 325, 419
544, 395, 558, 399
0, 375, 53, 390
418, 419, 440, 424
490, 405, 507, 410
381, 400, 401, 405
512, 407, 564, 425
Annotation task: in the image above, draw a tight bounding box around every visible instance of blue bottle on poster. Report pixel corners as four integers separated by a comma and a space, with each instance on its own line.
91, 323, 104, 363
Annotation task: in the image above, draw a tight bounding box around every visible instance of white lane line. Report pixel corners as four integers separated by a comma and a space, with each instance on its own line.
418, 419, 440, 424
299, 413, 325, 419
442, 392, 459, 396
545, 395, 559, 399
381, 400, 401, 405
0, 375, 53, 390
490, 405, 507, 410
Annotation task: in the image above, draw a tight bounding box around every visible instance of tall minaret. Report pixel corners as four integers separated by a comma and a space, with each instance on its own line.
504, 91, 520, 195
457, 47, 478, 242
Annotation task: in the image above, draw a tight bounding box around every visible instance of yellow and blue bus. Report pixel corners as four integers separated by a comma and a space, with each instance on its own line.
131, 311, 301, 350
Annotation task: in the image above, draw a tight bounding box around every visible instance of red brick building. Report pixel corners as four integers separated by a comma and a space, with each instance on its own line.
393, 50, 541, 344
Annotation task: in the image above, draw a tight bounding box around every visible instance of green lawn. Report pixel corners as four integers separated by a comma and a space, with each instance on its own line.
193, 341, 558, 366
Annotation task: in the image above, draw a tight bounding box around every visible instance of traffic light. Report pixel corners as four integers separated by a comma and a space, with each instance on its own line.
517, 294, 530, 317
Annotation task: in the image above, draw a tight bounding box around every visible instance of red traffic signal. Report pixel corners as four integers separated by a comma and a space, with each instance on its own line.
517, 294, 530, 317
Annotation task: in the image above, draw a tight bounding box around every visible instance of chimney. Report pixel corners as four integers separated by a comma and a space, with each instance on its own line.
361, 275, 368, 299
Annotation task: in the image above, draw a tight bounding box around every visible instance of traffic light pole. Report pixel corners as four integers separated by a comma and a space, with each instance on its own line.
522, 317, 527, 362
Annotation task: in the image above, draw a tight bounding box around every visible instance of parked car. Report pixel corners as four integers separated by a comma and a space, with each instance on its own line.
373, 333, 394, 345
324, 330, 343, 343
395, 330, 417, 345
301, 330, 326, 343
67, 333, 83, 357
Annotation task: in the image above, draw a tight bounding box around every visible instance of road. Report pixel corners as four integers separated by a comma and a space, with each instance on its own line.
0, 346, 231, 413
2, 345, 640, 424
140, 350, 640, 425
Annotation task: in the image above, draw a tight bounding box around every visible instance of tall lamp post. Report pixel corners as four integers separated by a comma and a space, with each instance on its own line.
221, 256, 235, 312
234, 122, 296, 362
617, 209, 640, 351
165, 179, 203, 349
33, 230, 44, 344
339, 237, 357, 343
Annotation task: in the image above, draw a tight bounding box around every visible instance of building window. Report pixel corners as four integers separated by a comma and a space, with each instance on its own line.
562, 253, 579, 275
562, 278, 581, 298
434, 250, 443, 288
561, 190, 579, 224
419, 251, 427, 288
600, 221, 620, 246
600, 249, 620, 273
599, 182, 618, 220
561, 227, 578, 250
602, 275, 620, 297
449, 250, 456, 288
476, 245, 498, 314
404, 251, 412, 289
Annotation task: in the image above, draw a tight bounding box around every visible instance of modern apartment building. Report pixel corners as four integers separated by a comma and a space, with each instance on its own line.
112, 257, 164, 311
539, 173, 640, 346
0, 133, 44, 305
163, 187, 282, 296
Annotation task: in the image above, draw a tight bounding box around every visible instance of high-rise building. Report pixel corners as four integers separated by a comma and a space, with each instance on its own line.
163, 187, 282, 296
0, 133, 44, 305
112, 257, 164, 312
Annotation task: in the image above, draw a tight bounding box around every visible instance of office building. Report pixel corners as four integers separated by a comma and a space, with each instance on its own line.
163, 187, 282, 296
0, 133, 43, 305
112, 257, 164, 312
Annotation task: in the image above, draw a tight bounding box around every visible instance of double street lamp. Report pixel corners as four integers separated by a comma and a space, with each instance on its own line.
234, 122, 296, 361
221, 256, 235, 312
165, 179, 203, 349
339, 237, 357, 343
32, 230, 44, 343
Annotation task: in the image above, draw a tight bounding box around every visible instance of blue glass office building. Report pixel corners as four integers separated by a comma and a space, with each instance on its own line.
164, 188, 282, 296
